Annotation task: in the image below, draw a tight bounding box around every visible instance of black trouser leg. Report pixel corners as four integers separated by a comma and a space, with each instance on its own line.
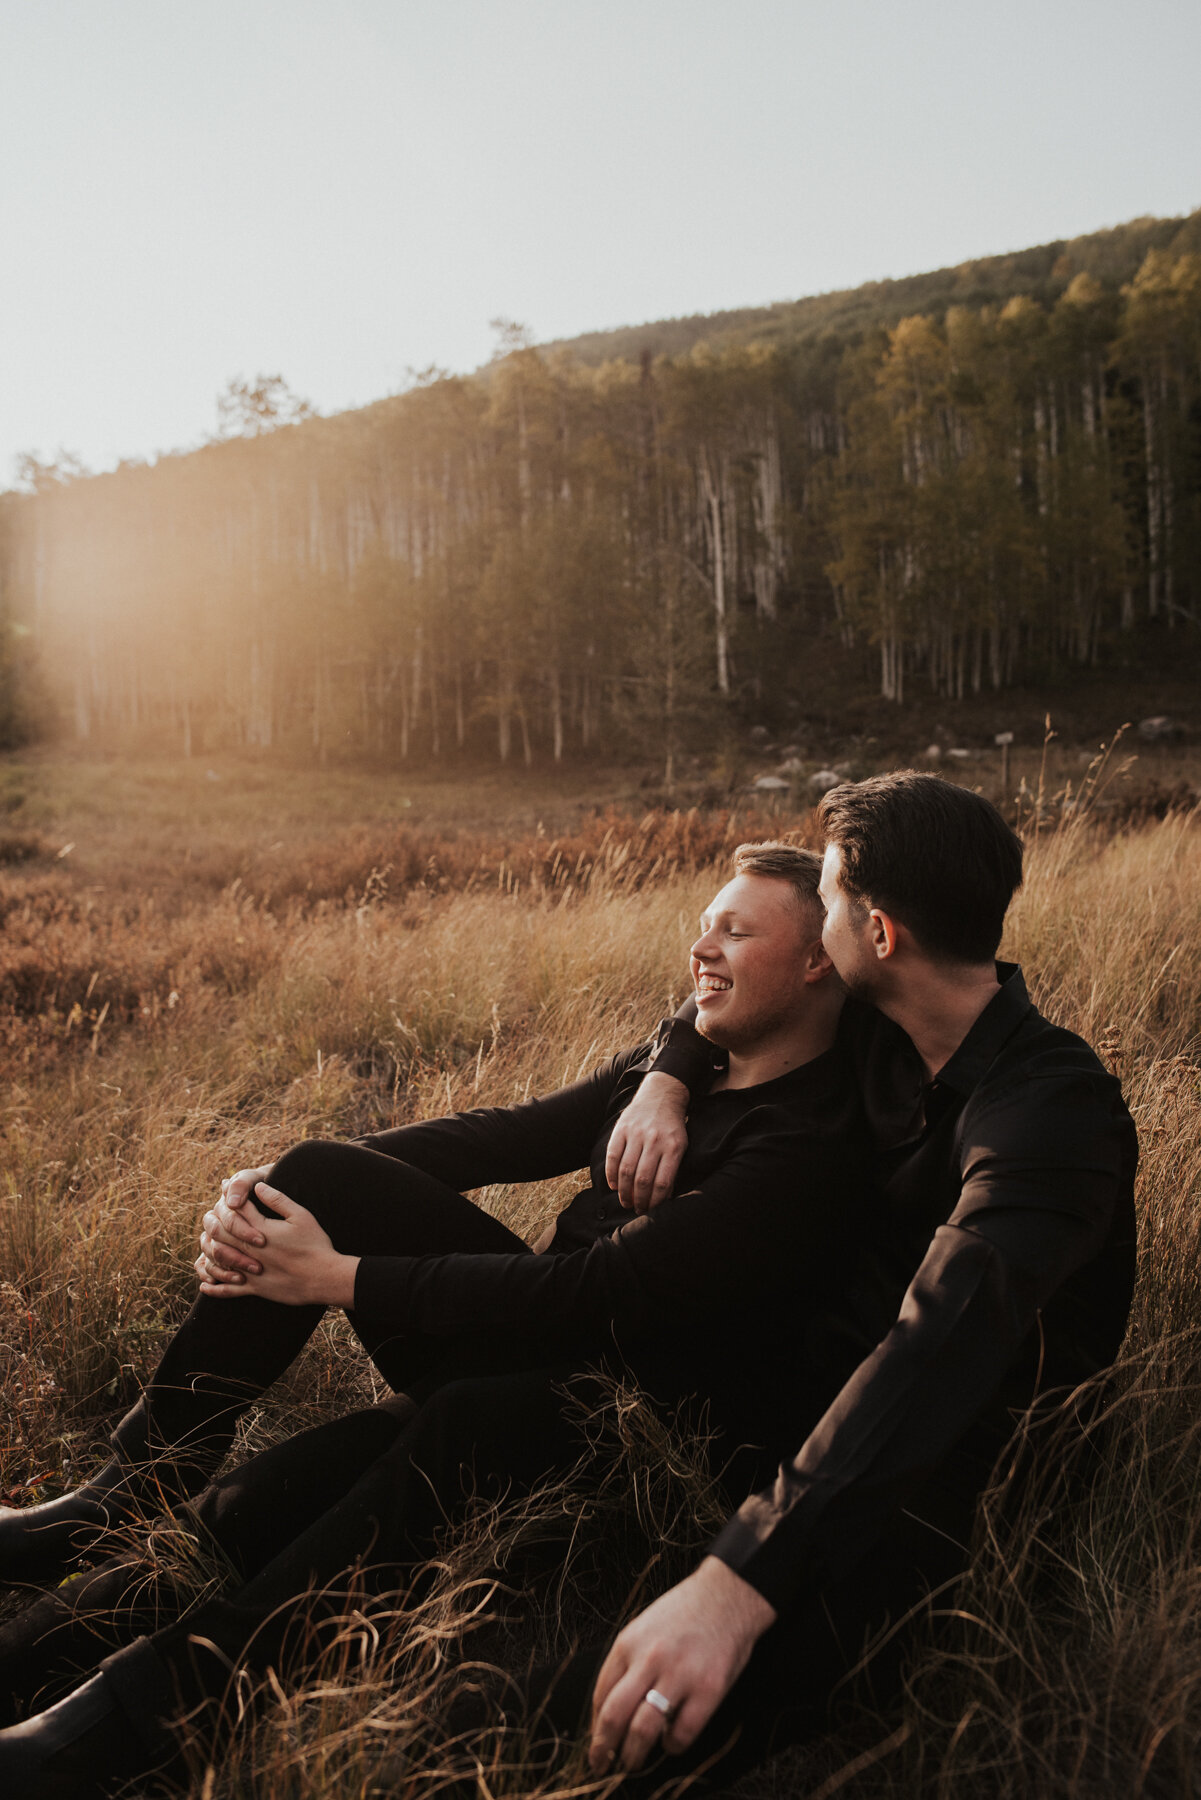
0, 1404, 414, 1719
112, 1139, 528, 1496
100, 1364, 633, 1748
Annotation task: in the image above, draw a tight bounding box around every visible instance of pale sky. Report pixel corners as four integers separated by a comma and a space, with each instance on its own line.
3, 0, 1199, 485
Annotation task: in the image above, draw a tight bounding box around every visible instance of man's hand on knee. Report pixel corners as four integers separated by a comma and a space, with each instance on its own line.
588, 1558, 776, 1773
196, 1183, 270, 1286
200, 1183, 360, 1308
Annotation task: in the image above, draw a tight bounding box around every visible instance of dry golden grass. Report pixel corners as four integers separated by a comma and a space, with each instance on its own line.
0, 752, 1198, 1796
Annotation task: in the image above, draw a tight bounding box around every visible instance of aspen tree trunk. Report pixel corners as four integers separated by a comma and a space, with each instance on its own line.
1160, 359, 1174, 628
549, 664, 563, 762
752, 417, 784, 618
1033, 393, 1049, 515
454, 666, 465, 748
1144, 377, 1161, 619
519, 706, 532, 767
411, 624, 424, 731
699, 449, 730, 696
497, 663, 513, 762
664, 572, 676, 797
580, 672, 592, 749
429, 659, 441, 756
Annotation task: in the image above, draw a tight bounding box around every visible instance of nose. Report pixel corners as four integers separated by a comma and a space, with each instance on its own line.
690, 926, 718, 962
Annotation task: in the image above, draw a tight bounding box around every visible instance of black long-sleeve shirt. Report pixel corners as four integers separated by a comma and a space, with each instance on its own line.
651, 965, 1138, 1613
352, 1041, 870, 1410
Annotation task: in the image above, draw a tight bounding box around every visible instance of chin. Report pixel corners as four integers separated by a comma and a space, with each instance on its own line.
695, 1010, 733, 1049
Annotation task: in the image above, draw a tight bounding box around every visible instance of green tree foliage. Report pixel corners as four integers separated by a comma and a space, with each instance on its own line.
3, 211, 1199, 756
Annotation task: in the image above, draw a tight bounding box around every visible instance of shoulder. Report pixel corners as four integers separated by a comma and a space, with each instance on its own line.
982, 1007, 1126, 1109
962, 1016, 1137, 1170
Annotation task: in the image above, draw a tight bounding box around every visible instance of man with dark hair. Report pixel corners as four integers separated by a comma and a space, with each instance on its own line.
817, 770, 1024, 965
587, 772, 1136, 1788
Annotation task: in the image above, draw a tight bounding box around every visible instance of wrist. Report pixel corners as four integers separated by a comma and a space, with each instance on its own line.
639, 1071, 689, 1110
325, 1253, 360, 1309
696, 1555, 777, 1636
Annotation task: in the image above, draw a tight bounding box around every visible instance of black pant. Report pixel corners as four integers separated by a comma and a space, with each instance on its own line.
93, 1369, 966, 1796
112, 1138, 537, 1492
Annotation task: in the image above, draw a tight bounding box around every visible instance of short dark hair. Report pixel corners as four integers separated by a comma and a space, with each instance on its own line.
817, 772, 1023, 964
731, 840, 823, 926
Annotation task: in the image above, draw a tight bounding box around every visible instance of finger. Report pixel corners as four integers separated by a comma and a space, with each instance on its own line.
196, 1249, 243, 1287
591, 1670, 663, 1773
199, 1240, 250, 1281
629, 1147, 663, 1213
252, 1182, 300, 1218
199, 1275, 251, 1297
604, 1123, 628, 1195
615, 1147, 644, 1211
222, 1170, 258, 1207
661, 1687, 718, 1755
621, 1691, 674, 1771
214, 1196, 267, 1246
201, 1219, 263, 1274
589, 1639, 629, 1726
649, 1154, 677, 1208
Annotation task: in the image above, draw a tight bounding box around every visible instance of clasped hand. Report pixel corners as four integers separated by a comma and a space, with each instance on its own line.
197, 1166, 358, 1309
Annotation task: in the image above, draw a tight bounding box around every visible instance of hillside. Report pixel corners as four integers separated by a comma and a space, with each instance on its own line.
539, 208, 1201, 365
2, 206, 1199, 768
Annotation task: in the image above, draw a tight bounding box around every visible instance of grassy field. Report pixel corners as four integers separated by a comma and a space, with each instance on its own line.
0, 750, 1199, 1798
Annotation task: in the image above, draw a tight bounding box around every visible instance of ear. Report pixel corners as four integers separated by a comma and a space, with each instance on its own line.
867, 907, 899, 961
802, 937, 835, 984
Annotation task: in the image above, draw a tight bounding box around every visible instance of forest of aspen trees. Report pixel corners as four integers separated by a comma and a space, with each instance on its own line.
1, 211, 1199, 765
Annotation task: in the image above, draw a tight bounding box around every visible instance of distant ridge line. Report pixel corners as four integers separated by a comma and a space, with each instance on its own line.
536, 207, 1201, 367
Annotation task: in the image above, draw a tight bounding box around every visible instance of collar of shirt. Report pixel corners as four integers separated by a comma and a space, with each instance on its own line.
854, 962, 1034, 1149
932, 962, 1034, 1098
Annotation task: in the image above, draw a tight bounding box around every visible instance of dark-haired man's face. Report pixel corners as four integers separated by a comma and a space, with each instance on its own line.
816, 845, 878, 999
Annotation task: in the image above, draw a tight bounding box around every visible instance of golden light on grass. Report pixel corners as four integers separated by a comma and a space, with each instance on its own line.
0, 762, 1198, 1795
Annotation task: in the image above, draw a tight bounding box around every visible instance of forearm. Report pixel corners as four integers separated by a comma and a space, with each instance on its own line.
705, 1220, 1069, 1611
356, 1048, 647, 1188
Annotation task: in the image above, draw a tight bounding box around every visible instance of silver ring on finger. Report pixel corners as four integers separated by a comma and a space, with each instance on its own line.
642, 1688, 676, 1720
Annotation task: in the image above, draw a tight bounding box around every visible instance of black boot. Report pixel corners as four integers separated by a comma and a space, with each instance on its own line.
0, 1462, 138, 1584
0, 1670, 150, 1799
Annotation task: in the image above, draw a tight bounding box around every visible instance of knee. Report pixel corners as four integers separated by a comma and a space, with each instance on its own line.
265, 1139, 347, 1222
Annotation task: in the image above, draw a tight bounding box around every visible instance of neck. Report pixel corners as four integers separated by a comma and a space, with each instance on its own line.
874, 959, 1001, 1081
717, 991, 844, 1091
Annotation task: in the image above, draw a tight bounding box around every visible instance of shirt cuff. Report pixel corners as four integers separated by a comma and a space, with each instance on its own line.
706, 1505, 824, 1616
649, 1012, 725, 1094
353, 1253, 417, 1321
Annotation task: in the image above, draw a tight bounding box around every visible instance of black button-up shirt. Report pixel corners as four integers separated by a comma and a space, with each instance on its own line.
652, 964, 1138, 1613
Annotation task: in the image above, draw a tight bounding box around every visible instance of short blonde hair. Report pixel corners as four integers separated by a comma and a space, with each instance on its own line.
731, 840, 822, 921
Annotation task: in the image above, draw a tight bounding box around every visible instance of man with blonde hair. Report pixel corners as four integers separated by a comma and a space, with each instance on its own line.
0, 843, 875, 1797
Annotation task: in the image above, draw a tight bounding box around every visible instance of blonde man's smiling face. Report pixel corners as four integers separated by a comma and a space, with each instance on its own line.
689, 872, 822, 1053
